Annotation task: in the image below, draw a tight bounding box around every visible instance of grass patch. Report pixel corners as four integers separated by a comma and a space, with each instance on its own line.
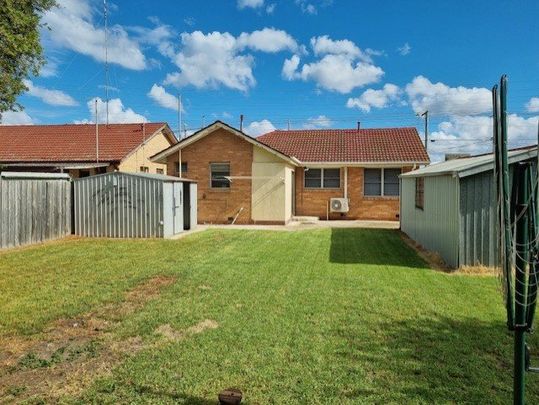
0, 228, 537, 403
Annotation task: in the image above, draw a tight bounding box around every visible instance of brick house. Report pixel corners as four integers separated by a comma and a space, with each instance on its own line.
0, 123, 177, 178
150, 121, 429, 224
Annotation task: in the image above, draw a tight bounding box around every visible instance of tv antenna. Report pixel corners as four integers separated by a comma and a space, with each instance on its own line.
104, 0, 109, 125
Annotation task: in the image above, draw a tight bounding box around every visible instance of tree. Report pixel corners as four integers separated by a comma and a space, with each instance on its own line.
0, 0, 56, 119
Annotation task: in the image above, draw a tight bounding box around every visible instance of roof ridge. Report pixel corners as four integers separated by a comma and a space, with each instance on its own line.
0, 122, 166, 128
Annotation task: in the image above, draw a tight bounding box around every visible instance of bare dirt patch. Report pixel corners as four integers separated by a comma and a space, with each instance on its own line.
399, 232, 453, 272
458, 265, 497, 277
0, 275, 176, 403
155, 319, 219, 342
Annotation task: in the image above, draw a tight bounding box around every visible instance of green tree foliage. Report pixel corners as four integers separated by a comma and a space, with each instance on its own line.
0, 0, 56, 117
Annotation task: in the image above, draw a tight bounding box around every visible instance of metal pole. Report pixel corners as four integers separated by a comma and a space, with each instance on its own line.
500, 75, 515, 327
514, 163, 530, 405
422, 110, 429, 151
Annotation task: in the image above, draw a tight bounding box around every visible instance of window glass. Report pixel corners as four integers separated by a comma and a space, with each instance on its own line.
384, 168, 401, 196
156, 168, 164, 174
323, 168, 340, 188
364, 169, 382, 196
305, 168, 322, 188
175, 162, 188, 175
139, 166, 149, 173
211, 163, 230, 188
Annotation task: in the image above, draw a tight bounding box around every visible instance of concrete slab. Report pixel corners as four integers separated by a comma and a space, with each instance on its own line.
179, 220, 400, 234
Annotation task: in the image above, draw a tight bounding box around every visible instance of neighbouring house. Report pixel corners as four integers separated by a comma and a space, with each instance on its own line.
150, 121, 429, 224
0, 123, 177, 178
400, 146, 537, 268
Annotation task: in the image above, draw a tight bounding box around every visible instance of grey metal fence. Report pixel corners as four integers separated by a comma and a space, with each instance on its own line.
0, 172, 71, 249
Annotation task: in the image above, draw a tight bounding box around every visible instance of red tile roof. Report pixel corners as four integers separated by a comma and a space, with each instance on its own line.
0, 123, 171, 162
257, 128, 430, 163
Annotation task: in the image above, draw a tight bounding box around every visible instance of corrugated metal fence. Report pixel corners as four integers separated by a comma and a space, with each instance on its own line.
74, 172, 165, 238
0, 173, 71, 249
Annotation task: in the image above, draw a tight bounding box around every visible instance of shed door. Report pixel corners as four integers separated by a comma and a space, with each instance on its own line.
173, 183, 183, 234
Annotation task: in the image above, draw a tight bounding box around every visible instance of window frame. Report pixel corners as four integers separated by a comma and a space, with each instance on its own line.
415, 177, 424, 210
210, 162, 231, 189
175, 162, 188, 176
156, 168, 164, 175
363, 168, 402, 197
304, 168, 341, 189
139, 166, 149, 173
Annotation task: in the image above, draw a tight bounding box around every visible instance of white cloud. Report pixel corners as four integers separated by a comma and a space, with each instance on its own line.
303, 115, 332, 129
405, 76, 491, 115
282, 36, 384, 93
23, 79, 78, 106
164, 29, 300, 91
131, 23, 176, 59
42, 0, 146, 70
1, 110, 33, 125
526, 97, 539, 113
428, 114, 539, 162
244, 119, 276, 136
238, 0, 264, 9
283, 54, 384, 93
397, 42, 411, 56
147, 84, 183, 112
282, 55, 301, 80
266, 3, 276, 13
237, 28, 299, 53
311, 35, 365, 61
296, 0, 317, 14
79, 97, 146, 123
346, 83, 402, 112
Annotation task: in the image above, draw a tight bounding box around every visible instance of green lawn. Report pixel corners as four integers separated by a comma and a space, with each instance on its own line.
0, 228, 538, 403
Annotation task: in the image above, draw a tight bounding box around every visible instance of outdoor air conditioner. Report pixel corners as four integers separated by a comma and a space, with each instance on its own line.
330, 198, 349, 213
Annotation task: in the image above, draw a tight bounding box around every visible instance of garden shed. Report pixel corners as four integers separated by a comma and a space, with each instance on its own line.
0, 172, 71, 249
74, 172, 196, 238
400, 146, 537, 268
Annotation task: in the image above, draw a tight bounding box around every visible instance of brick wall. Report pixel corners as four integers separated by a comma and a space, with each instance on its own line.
295, 166, 413, 221
167, 128, 253, 224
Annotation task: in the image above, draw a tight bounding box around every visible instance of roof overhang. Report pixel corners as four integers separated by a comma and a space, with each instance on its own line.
150, 121, 299, 167
400, 148, 537, 179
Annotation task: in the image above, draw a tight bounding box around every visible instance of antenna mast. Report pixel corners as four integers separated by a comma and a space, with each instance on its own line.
104, 0, 109, 125
177, 94, 182, 139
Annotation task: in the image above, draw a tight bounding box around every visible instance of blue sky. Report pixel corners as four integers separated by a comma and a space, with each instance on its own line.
4, 0, 539, 160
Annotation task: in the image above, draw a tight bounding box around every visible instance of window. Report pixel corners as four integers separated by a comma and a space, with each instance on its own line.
304, 168, 340, 189
139, 166, 149, 173
323, 168, 341, 188
415, 177, 424, 209
210, 163, 230, 188
384, 169, 401, 196
156, 168, 164, 174
175, 162, 188, 176
364, 169, 382, 196
305, 168, 322, 188
364, 168, 402, 196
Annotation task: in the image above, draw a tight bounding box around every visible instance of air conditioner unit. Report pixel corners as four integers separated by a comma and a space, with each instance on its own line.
330, 198, 349, 213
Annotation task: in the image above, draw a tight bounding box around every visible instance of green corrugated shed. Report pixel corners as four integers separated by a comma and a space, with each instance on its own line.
400, 147, 536, 268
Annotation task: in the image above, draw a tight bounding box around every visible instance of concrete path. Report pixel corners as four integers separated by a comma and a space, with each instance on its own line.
170, 220, 399, 239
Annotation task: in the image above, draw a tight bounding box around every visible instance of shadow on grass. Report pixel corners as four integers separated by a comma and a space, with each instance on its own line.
333, 315, 531, 403
329, 228, 426, 268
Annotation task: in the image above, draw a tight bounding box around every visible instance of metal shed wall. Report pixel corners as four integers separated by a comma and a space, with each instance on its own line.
0, 174, 71, 249
400, 175, 460, 267
74, 172, 165, 238
458, 170, 498, 267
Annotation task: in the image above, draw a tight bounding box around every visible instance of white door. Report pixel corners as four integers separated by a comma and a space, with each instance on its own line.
173, 183, 183, 234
